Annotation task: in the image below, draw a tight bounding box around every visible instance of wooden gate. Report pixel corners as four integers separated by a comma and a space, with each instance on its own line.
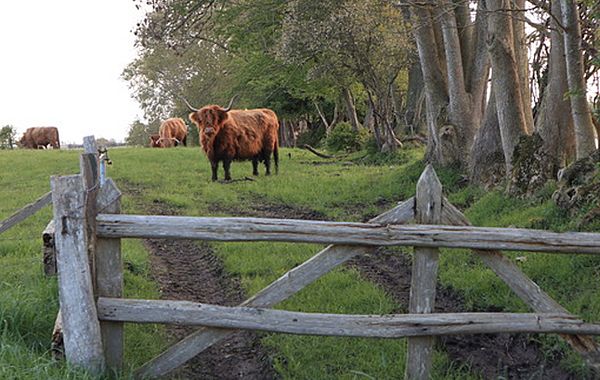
50, 149, 600, 379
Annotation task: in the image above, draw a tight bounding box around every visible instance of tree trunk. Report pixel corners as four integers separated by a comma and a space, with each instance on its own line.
488, 0, 528, 174
439, 0, 478, 166
279, 120, 288, 148
411, 3, 449, 164
315, 101, 332, 136
403, 60, 425, 135
363, 99, 375, 132
512, 0, 535, 134
535, 0, 576, 169
341, 88, 361, 132
560, 0, 597, 159
470, 89, 505, 185
391, 83, 403, 132
412, 1, 489, 167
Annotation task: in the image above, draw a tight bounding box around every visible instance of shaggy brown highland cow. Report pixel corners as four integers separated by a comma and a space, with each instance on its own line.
187, 97, 279, 181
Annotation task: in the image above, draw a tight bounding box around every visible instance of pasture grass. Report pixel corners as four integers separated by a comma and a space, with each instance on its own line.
0, 149, 165, 378
0, 145, 598, 378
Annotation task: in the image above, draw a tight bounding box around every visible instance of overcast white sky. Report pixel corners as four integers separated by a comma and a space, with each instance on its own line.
0, 1, 146, 144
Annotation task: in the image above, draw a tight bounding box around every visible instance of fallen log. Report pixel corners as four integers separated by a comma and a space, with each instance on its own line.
302, 144, 336, 159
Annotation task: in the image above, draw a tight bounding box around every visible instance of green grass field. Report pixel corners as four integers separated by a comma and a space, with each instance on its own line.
0, 146, 598, 379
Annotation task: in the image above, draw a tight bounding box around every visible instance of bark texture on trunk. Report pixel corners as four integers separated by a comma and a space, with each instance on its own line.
440, 0, 476, 163
535, 0, 575, 169
470, 90, 505, 185
560, 0, 597, 159
404, 60, 425, 135
341, 88, 362, 132
411, 3, 449, 164
488, 0, 528, 174
412, 0, 489, 168
512, 0, 535, 134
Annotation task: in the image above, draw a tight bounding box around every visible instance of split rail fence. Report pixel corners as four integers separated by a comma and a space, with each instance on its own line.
47, 147, 600, 380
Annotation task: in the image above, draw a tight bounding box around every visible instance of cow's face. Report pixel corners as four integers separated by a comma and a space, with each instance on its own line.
189, 106, 227, 138
150, 134, 161, 148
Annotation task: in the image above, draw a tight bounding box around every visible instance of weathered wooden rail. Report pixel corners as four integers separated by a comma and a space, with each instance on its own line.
0, 191, 51, 235
96, 214, 600, 254
48, 150, 600, 379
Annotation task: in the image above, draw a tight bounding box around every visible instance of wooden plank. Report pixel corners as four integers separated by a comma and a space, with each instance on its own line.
51, 174, 105, 374
83, 135, 98, 155
43, 220, 56, 276
406, 165, 442, 380
96, 214, 600, 254
96, 180, 123, 371
80, 153, 99, 293
51, 311, 63, 360
441, 198, 600, 372
98, 297, 600, 337
0, 191, 52, 235
42, 178, 121, 277
134, 198, 416, 379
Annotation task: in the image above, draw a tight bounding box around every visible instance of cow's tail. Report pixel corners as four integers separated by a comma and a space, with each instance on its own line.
273, 139, 279, 174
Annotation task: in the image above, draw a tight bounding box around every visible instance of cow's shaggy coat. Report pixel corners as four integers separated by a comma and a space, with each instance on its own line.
19, 127, 60, 149
189, 105, 279, 181
158, 118, 188, 148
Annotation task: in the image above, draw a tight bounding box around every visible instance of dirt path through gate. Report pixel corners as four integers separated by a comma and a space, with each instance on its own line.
136, 192, 574, 379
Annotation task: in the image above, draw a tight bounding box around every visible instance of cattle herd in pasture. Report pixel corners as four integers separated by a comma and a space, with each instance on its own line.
151, 96, 279, 181
14, 98, 279, 181
151, 117, 188, 148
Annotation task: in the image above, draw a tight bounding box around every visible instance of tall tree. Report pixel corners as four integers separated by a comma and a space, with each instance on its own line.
561, 0, 597, 158
280, 0, 412, 151
0, 125, 16, 149
487, 0, 529, 174
410, 0, 490, 167
535, 0, 576, 170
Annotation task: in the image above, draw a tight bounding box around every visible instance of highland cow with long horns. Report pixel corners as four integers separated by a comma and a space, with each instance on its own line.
187, 97, 279, 181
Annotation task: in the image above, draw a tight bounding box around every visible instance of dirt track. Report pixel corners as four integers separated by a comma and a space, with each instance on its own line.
138, 193, 574, 379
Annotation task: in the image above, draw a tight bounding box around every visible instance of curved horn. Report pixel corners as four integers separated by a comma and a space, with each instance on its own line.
222, 95, 239, 112
181, 97, 198, 112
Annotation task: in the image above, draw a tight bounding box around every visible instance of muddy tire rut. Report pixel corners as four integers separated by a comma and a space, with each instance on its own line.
145, 238, 277, 379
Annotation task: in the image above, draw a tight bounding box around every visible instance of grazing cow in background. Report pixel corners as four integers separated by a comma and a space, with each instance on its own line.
187, 96, 279, 181
149, 134, 161, 148
158, 118, 188, 148
19, 127, 60, 149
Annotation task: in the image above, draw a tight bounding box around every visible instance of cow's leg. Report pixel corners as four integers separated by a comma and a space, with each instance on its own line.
264, 153, 271, 176
252, 158, 259, 176
223, 160, 232, 181
211, 161, 219, 181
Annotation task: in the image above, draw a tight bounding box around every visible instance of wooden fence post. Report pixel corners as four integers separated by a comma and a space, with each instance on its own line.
96, 178, 124, 371
405, 165, 442, 380
42, 220, 56, 276
80, 153, 99, 293
51, 174, 105, 374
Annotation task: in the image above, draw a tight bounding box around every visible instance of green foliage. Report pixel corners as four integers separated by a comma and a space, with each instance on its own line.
125, 0, 414, 144
0, 149, 165, 378
0, 125, 16, 149
125, 119, 160, 147
325, 122, 370, 152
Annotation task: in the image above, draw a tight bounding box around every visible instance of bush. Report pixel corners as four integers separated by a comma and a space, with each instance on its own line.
325, 122, 370, 152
